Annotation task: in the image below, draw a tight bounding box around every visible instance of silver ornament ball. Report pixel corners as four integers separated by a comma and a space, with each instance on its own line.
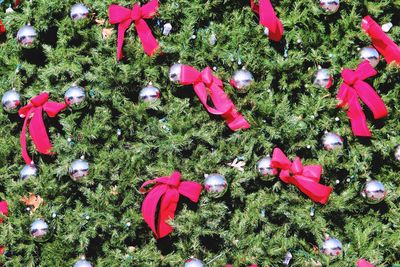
319, 0, 340, 14
361, 180, 386, 204
256, 156, 275, 179
322, 238, 343, 256
30, 219, 49, 239
64, 85, 86, 109
20, 164, 38, 180
69, 159, 89, 181
231, 69, 254, 93
70, 3, 90, 21
204, 173, 228, 198
169, 63, 182, 83
2, 90, 21, 113
394, 145, 400, 161
360, 47, 380, 68
73, 260, 93, 267
138, 85, 160, 103
17, 25, 37, 48
313, 69, 332, 89
322, 132, 343, 151
184, 258, 205, 267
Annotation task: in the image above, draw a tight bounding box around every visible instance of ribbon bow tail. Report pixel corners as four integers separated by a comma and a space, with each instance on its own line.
338, 84, 371, 137
28, 106, 53, 155
141, 184, 168, 238
157, 189, 180, 238
362, 16, 400, 65
292, 175, 332, 204
135, 19, 161, 56
258, 0, 283, 41
356, 80, 388, 120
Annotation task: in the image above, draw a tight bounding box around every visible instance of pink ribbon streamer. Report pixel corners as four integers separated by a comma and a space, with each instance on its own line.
357, 259, 375, 267
140, 171, 202, 239
337, 61, 388, 137
271, 148, 332, 204
362, 16, 400, 65
179, 65, 250, 131
0, 201, 8, 255
109, 0, 160, 60
18, 93, 67, 165
250, 0, 283, 42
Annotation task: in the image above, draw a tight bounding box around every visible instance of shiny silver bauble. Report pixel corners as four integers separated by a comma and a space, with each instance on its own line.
361, 180, 386, 204
169, 63, 182, 83
231, 69, 254, 93
256, 156, 275, 179
17, 25, 37, 48
313, 69, 332, 89
2, 90, 21, 113
64, 85, 86, 109
395, 145, 400, 161
69, 159, 89, 181
319, 0, 340, 14
204, 173, 228, 198
360, 47, 380, 68
70, 3, 90, 21
30, 219, 49, 239
138, 85, 161, 103
73, 260, 93, 267
20, 164, 38, 180
184, 258, 205, 267
321, 238, 343, 256
322, 132, 343, 151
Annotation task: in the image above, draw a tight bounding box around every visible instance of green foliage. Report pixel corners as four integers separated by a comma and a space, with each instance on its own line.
1, 0, 400, 266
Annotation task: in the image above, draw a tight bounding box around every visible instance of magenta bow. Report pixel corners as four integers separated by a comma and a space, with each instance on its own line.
0, 201, 8, 255
0, 201, 7, 223
271, 148, 332, 204
250, 0, 283, 42
362, 16, 400, 65
18, 93, 67, 165
179, 65, 250, 131
140, 171, 202, 239
337, 60, 388, 137
108, 0, 160, 60
357, 259, 375, 267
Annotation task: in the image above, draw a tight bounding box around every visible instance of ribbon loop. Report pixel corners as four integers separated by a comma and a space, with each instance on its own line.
250, 0, 283, 42
337, 61, 388, 137
108, 0, 160, 60
179, 64, 250, 131
141, 171, 202, 239
271, 148, 332, 204
18, 93, 66, 165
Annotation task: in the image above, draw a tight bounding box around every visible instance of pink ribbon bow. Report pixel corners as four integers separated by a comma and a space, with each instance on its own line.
250, 0, 283, 42
140, 171, 202, 239
271, 148, 332, 204
179, 65, 250, 131
18, 92, 67, 165
108, 0, 160, 60
227, 265, 257, 267
337, 61, 388, 137
362, 16, 400, 65
0, 201, 8, 255
357, 259, 375, 267
0, 19, 6, 35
